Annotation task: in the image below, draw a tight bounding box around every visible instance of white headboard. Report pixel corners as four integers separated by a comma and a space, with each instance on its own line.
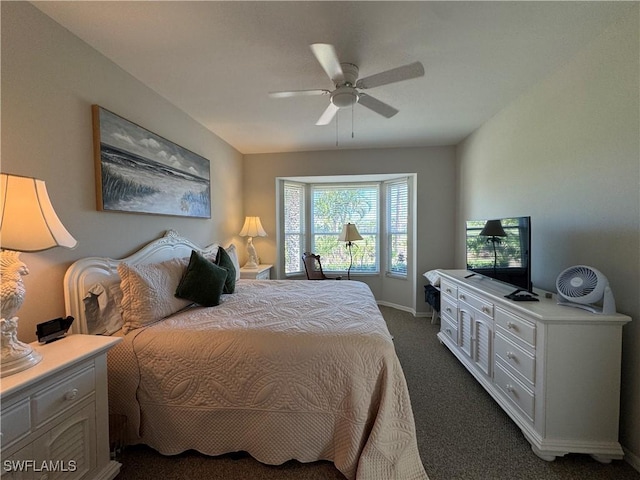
63, 230, 218, 334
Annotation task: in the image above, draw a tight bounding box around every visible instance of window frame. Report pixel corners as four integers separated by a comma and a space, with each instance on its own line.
279, 175, 412, 279
310, 182, 380, 274
385, 177, 409, 279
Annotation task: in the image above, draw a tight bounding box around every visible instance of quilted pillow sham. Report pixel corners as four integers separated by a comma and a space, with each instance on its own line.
225, 244, 241, 281
175, 250, 227, 307
118, 256, 191, 334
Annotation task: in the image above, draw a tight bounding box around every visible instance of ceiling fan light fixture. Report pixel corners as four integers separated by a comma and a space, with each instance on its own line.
330, 87, 359, 108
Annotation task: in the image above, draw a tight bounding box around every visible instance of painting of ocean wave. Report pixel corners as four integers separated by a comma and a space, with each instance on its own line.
93, 106, 211, 218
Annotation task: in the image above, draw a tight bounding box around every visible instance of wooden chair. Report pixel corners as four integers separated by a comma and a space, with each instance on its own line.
302, 252, 341, 280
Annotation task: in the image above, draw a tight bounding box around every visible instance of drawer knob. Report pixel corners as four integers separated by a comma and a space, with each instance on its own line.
64, 388, 79, 401
446, 288, 452, 294
446, 307, 452, 313
459, 294, 466, 300
446, 328, 452, 336
506, 351, 516, 360
482, 306, 491, 314
507, 322, 516, 330
506, 384, 516, 394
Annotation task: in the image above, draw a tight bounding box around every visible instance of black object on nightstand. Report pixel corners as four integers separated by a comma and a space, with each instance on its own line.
36, 316, 74, 344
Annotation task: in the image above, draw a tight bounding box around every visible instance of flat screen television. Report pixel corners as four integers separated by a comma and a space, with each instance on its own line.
465, 216, 532, 294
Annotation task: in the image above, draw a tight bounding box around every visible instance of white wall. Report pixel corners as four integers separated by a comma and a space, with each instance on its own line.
456, 8, 640, 464
244, 147, 456, 314
1, 2, 243, 342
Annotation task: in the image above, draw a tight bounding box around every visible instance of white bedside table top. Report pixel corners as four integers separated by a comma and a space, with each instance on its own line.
1, 334, 121, 397
240, 264, 272, 271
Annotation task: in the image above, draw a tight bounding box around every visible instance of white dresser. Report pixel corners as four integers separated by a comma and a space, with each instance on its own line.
437, 269, 631, 462
1, 335, 121, 479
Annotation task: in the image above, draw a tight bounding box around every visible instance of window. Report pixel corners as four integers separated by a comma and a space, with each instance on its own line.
283, 182, 305, 274
281, 176, 410, 277
386, 179, 408, 276
311, 184, 379, 273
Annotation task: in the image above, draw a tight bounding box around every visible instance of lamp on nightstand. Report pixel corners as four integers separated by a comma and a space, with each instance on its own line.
239, 216, 267, 269
0, 173, 78, 377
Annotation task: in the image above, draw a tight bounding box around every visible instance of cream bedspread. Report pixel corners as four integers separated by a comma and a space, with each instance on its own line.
108, 280, 428, 480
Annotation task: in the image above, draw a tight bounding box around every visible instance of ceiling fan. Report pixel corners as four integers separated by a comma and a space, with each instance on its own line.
269, 44, 425, 125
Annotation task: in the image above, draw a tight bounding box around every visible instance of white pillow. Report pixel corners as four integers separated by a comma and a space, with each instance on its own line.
118, 257, 191, 333
423, 270, 441, 286
225, 243, 241, 281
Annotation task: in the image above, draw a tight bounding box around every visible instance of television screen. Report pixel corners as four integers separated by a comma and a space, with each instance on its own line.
466, 216, 532, 293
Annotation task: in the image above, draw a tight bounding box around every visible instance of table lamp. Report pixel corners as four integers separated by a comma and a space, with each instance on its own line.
239, 216, 267, 269
338, 223, 362, 280
1, 173, 78, 377
479, 219, 506, 276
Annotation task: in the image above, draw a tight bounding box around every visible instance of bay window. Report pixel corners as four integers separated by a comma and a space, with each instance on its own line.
281, 175, 410, 278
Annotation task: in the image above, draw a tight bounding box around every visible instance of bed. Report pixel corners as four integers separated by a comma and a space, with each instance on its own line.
63, 230, 428, 480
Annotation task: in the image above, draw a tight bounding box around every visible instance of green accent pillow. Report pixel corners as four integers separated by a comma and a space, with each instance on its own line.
216, 246, 237, 294
175, 250, 227, 307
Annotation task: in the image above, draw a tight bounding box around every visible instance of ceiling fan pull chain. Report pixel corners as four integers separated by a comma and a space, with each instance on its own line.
352, 103, 355, 139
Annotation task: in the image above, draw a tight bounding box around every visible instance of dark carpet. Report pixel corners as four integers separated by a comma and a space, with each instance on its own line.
114, 306, 639, 480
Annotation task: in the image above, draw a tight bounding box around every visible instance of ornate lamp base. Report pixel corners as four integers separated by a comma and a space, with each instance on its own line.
1, 317, 43, 378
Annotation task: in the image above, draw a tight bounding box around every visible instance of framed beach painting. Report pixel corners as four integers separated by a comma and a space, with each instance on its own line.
92, 105, 211, 218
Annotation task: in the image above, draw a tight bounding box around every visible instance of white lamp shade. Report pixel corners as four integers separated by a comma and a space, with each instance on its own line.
0, 173, 78, 251
239, 216, 267, 237
338, 223, 363, 242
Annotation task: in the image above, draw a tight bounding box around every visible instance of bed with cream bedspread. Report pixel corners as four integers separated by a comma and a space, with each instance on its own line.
108, 279, 427, 479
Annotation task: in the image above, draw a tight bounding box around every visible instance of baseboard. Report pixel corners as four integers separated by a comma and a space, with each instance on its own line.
375, 301, 432, 318
623, 445, 640, 473
377, 301, 415, 316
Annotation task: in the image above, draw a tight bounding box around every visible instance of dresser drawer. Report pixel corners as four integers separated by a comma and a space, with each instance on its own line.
494, 361, 535, 422
458, 288, 493, 318
0, 398, 30, 448
440, 316, 458, 344
495, 331, 535, 385
495, 308, 536, 348
440, 294, 457, 321
32, 365, 95, 427
440, 278, 458, 300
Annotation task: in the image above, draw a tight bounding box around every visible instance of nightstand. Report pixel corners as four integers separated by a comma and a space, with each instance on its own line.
1, 334, 121, 480
240, 264, 272, 280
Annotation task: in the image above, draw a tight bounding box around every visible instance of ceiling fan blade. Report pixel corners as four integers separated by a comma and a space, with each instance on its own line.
269, 89, 330, 98
316, 103, 339, 125
358, 93, 399, 118
356, 62, 425, 89
310, 43, 344, 84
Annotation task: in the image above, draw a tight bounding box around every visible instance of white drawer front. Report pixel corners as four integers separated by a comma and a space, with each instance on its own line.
440, 295, 457, 321
494, 361, 535, 422
440, 279, 458, 300
495, 331, 535, 385
0, 399, 30, 448
32, 366, 95, 428
495, 308, 536, 348
440, 317, 458, 344
458, 288, 493, 318
255, 270, 270, 280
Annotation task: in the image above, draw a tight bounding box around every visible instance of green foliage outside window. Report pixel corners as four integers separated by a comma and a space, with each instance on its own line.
466, 218, 525, 268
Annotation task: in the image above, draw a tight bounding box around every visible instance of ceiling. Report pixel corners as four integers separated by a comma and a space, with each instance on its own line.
33, 1, 630, 155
